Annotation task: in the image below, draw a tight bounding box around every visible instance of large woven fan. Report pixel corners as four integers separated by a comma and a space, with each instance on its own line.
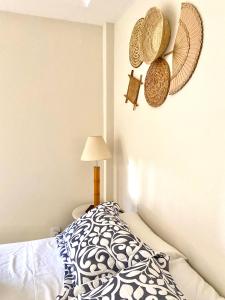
169, 3, 203, 94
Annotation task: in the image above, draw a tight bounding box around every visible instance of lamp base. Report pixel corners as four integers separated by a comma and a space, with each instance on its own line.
85, 204, 124, 214
85, 204, 95, 213
94, 166, 100, 207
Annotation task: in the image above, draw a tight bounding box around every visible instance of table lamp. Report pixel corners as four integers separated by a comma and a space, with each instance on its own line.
81, 136, 112, 211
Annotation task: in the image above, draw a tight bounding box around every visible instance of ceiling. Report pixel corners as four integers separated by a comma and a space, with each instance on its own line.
0, 0, 134, 25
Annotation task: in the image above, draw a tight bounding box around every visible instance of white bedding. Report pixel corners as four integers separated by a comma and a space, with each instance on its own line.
0, 238, 64, 300
170, 258, 225, 300
0, 213, 224, 300
121, 212, 225, 300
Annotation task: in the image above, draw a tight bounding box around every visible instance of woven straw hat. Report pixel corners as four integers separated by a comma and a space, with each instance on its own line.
129, 18, 144, 68
142, 7, 171, 64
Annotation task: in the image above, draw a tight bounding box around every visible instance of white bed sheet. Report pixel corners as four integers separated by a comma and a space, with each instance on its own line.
0, 237, 64, 300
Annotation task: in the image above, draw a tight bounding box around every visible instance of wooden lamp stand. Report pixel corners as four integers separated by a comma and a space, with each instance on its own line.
85, 165, 100, 213
94, 165, 100, 207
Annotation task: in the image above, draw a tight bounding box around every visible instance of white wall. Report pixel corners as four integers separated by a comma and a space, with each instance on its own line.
0, 12, 103, 243
114, 0, 225, 296
103, 23, 114, 202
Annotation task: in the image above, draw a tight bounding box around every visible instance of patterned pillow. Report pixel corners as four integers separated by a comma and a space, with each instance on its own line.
58, 202, 121, 244
74, 256, 187, 300
56, 202, 124, 299
56, 234, 77, 299
56, 202, 166, 300
56, 202, 122, 299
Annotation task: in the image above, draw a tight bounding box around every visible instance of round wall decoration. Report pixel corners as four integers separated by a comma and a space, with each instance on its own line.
169, 3, 203, 95
144, 58, 170, 107
142, 7, 171, 65
129, 18, 145, 68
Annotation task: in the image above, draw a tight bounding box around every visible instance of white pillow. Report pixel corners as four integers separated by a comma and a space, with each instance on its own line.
170, 258, 224, 300
120, 212, 186, 261
120, 213, 224, 300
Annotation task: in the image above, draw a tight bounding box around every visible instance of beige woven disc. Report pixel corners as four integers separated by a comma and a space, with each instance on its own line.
169, 3, 203, 95
142, 7, 171, 65
144, 58, 170, 107
129, 18, 144, 68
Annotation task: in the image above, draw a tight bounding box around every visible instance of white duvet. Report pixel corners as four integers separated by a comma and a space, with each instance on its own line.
0, 238, 64, 300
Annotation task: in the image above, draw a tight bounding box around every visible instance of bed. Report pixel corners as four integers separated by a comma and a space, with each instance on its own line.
0, 204, 224, 300
0, 237, 64, 300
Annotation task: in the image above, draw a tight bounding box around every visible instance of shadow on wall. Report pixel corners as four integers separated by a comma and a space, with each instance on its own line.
161, 2, 180, 51
116, 138, 135, 211
116, 138, 159, 212
217, 180, 225, 251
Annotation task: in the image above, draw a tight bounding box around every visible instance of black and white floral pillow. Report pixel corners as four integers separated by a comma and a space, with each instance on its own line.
56, 202, 185, 300
56, 202, 126, 299
56, 233, 77, 299
56, 203, 122, 290
74, 255, 186, 300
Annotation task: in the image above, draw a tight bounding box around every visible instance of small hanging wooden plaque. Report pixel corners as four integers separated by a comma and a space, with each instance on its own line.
124, 70, 143, 110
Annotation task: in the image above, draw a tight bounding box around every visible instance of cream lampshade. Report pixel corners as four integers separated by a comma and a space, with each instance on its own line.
81, 136, 112, 210
81, 136, 111, 162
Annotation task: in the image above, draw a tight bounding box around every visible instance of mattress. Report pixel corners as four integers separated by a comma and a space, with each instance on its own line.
0, 213, 224, 300
0, 237, 64, 300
